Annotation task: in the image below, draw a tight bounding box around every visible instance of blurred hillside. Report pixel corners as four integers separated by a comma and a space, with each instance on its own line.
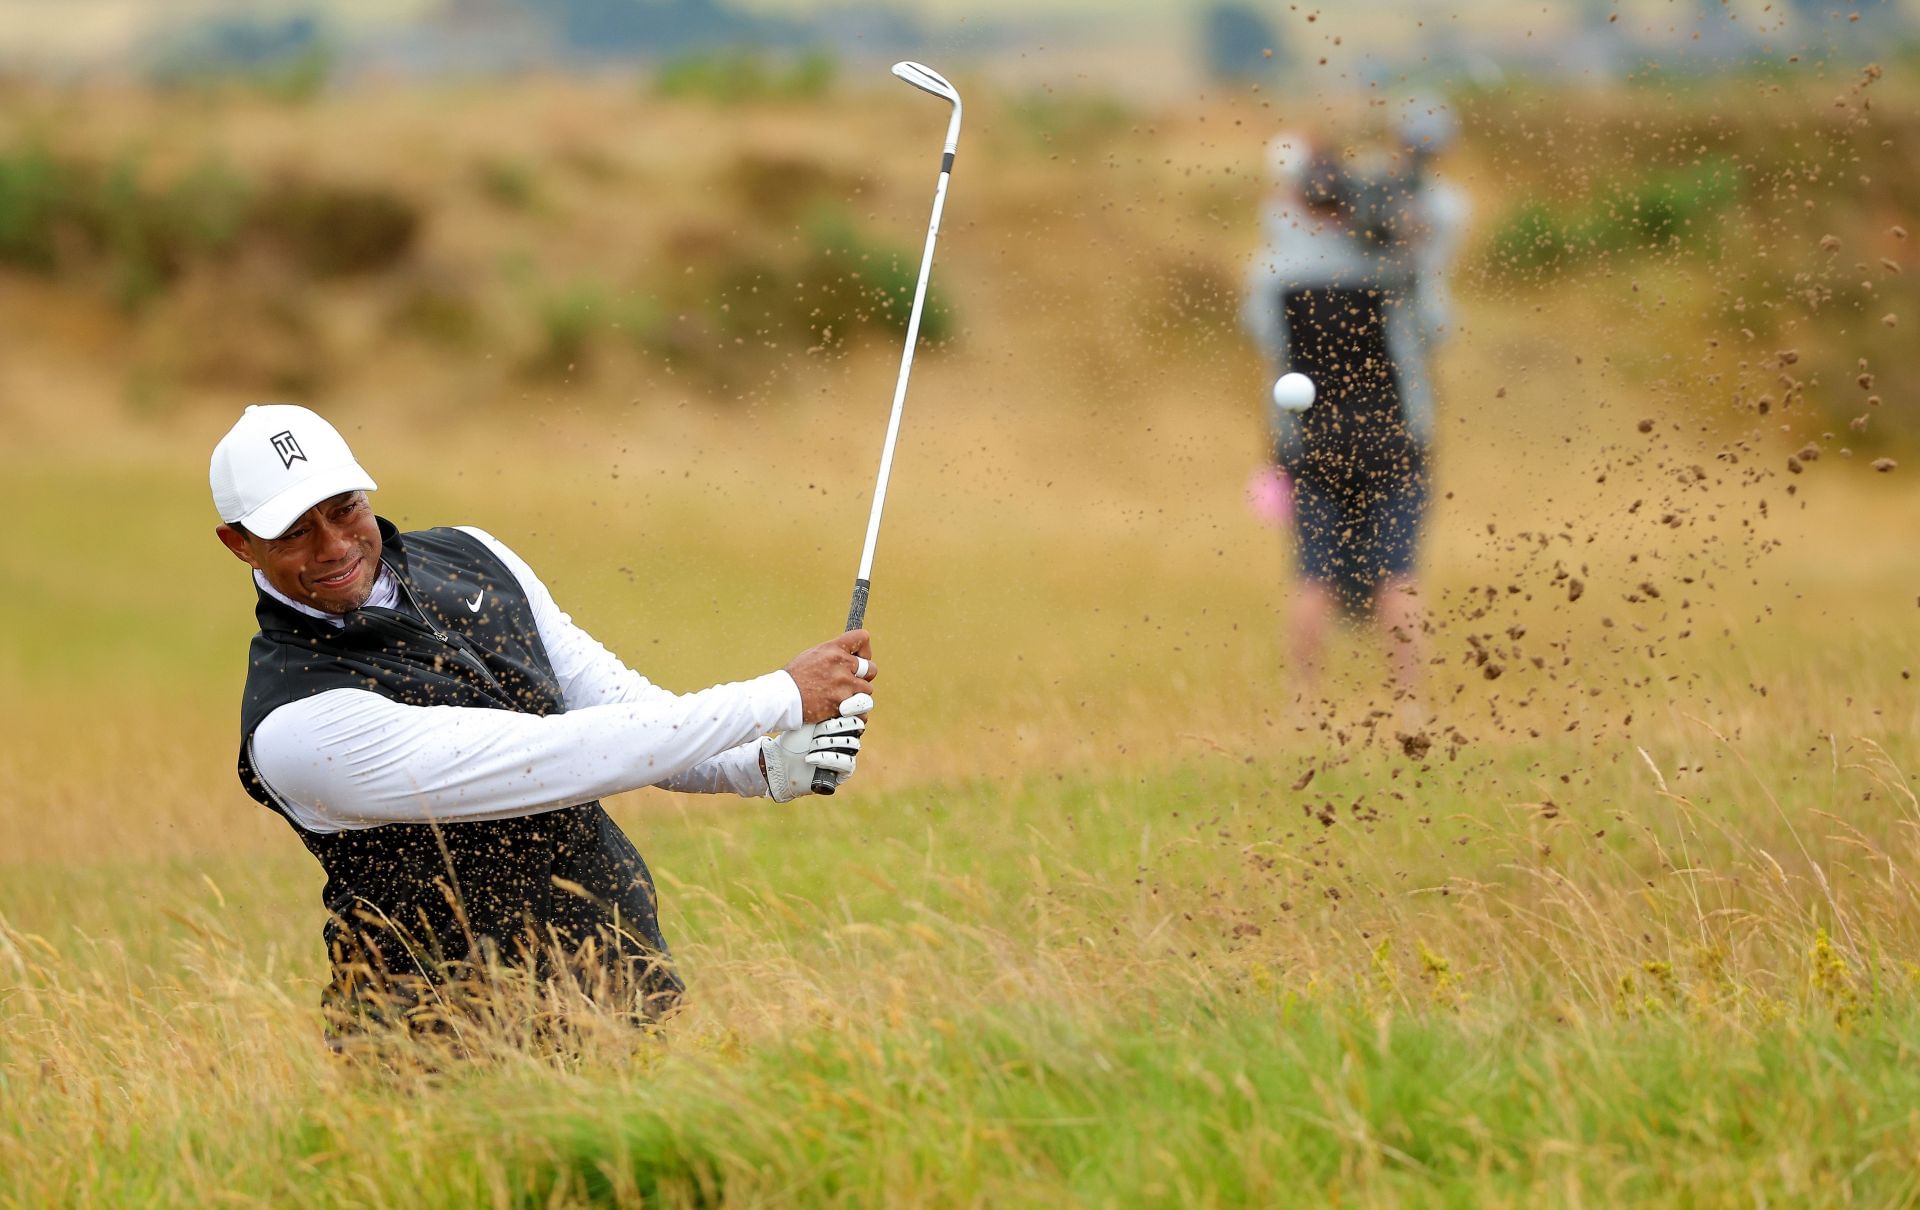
4, 49, 1918, 1010
0, 56, 1913, 463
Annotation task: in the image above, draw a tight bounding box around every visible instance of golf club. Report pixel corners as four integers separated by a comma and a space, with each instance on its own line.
813, 60, 962, 796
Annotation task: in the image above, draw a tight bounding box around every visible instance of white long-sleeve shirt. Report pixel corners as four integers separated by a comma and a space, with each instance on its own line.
249, 527, 796, 835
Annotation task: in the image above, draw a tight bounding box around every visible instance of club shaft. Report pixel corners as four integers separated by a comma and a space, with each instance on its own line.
851, 161, 952, 598
815, 134, 957, 798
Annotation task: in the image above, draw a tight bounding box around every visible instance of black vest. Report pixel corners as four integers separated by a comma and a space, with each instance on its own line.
236, 520, 681, 1019
1280, 284, 1419, 486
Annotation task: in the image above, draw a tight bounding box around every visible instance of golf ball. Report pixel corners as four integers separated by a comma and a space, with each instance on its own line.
1272, 372, 1316, 413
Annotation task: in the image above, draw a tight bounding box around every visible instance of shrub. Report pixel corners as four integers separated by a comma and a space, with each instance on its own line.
1484, 202, 1575, 280
147, 15, 333, 104
794, 204, 949, 346
389, 274, 483, 348
529, 281, 606, 376
0, 146, 252, 309
0, 145, 417, 305
512, 205, 953, 386
253, 179, 420, 277
474, 158, 540, 212
673, 204, 949, 353
652, 50, 836, 104
1008, 90, 1134, 150
722, 150, 859, 222
0, 145, 71, 272
1482, 158, 1741, 282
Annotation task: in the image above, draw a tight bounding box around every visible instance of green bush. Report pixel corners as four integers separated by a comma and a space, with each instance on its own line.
529, 281, 606, 376
721, 150, 858, 222
1485, 202, 1574, 279
512, 205, 953, 385
473, 157, 540, 211
794, 204, 950, 345
661, 204, 950, 359
652, 50, 836, 104
0, 145, 67, 272
146, 16, 334, 105
1484, 158, 1741, 282
0, 146, 253, 309
389, 275, 483, 348
1007, 89, 1134, 150
253, 179, 419, 277
0, 144, 417, 306
250, 46, 333, 106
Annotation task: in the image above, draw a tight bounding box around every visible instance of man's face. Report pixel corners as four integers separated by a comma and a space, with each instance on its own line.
216, 492, 383, 614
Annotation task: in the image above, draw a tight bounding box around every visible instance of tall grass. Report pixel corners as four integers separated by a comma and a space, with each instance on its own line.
5, 64, 1920, 1204
6, 732, 1920, 1204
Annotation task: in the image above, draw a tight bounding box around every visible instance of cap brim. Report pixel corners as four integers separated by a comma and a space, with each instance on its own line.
238, 465, 378, 539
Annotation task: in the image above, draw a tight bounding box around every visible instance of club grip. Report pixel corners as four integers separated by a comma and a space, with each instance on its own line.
844, 577, 870, 632
813, 578, 874, 796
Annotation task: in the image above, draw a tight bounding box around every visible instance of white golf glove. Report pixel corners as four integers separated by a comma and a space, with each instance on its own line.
761, 699, 869, 802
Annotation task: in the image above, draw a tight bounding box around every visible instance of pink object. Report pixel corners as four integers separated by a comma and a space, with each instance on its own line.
1246, 466, 1293, 526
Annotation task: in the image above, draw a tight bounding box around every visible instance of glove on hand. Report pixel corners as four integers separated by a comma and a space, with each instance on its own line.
762, 712, 866, 802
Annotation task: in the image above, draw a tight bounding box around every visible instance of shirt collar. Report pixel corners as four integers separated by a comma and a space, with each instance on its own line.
253, 565, 400, 628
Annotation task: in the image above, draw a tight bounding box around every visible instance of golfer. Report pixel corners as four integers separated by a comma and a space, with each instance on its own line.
211, 404, 876, 1036
1241, 107, 1466, 697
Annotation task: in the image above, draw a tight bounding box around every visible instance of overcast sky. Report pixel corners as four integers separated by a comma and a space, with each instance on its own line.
0, 0, 1904, 68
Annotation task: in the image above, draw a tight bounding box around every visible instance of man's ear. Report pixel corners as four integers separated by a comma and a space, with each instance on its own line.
216, 524, 261, 570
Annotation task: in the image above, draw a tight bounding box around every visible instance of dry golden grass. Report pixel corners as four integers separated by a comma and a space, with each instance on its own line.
3, 68, 1919, 1204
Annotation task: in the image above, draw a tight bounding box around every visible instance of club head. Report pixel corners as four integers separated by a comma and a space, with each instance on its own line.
892, 61, 959, 105
892, 61, 962, 157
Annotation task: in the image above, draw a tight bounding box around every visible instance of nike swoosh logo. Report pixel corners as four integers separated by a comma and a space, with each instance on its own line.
465, 592, 484, 613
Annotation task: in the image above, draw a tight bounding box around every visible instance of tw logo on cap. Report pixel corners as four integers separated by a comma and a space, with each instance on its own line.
270, 431, 307, 469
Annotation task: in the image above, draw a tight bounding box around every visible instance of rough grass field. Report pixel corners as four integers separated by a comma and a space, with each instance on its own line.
4, 64, 1920, 1205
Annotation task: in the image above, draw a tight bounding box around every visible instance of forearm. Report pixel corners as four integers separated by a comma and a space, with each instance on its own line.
656, 741, 768, 797
252, 677, 798, 833
442, 527, 784, 801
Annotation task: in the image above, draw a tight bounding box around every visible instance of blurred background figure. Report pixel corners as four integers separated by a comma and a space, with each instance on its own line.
1241, 103, 1468, 705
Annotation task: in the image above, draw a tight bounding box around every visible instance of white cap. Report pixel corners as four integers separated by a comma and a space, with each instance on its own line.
209, 404, 378, 539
